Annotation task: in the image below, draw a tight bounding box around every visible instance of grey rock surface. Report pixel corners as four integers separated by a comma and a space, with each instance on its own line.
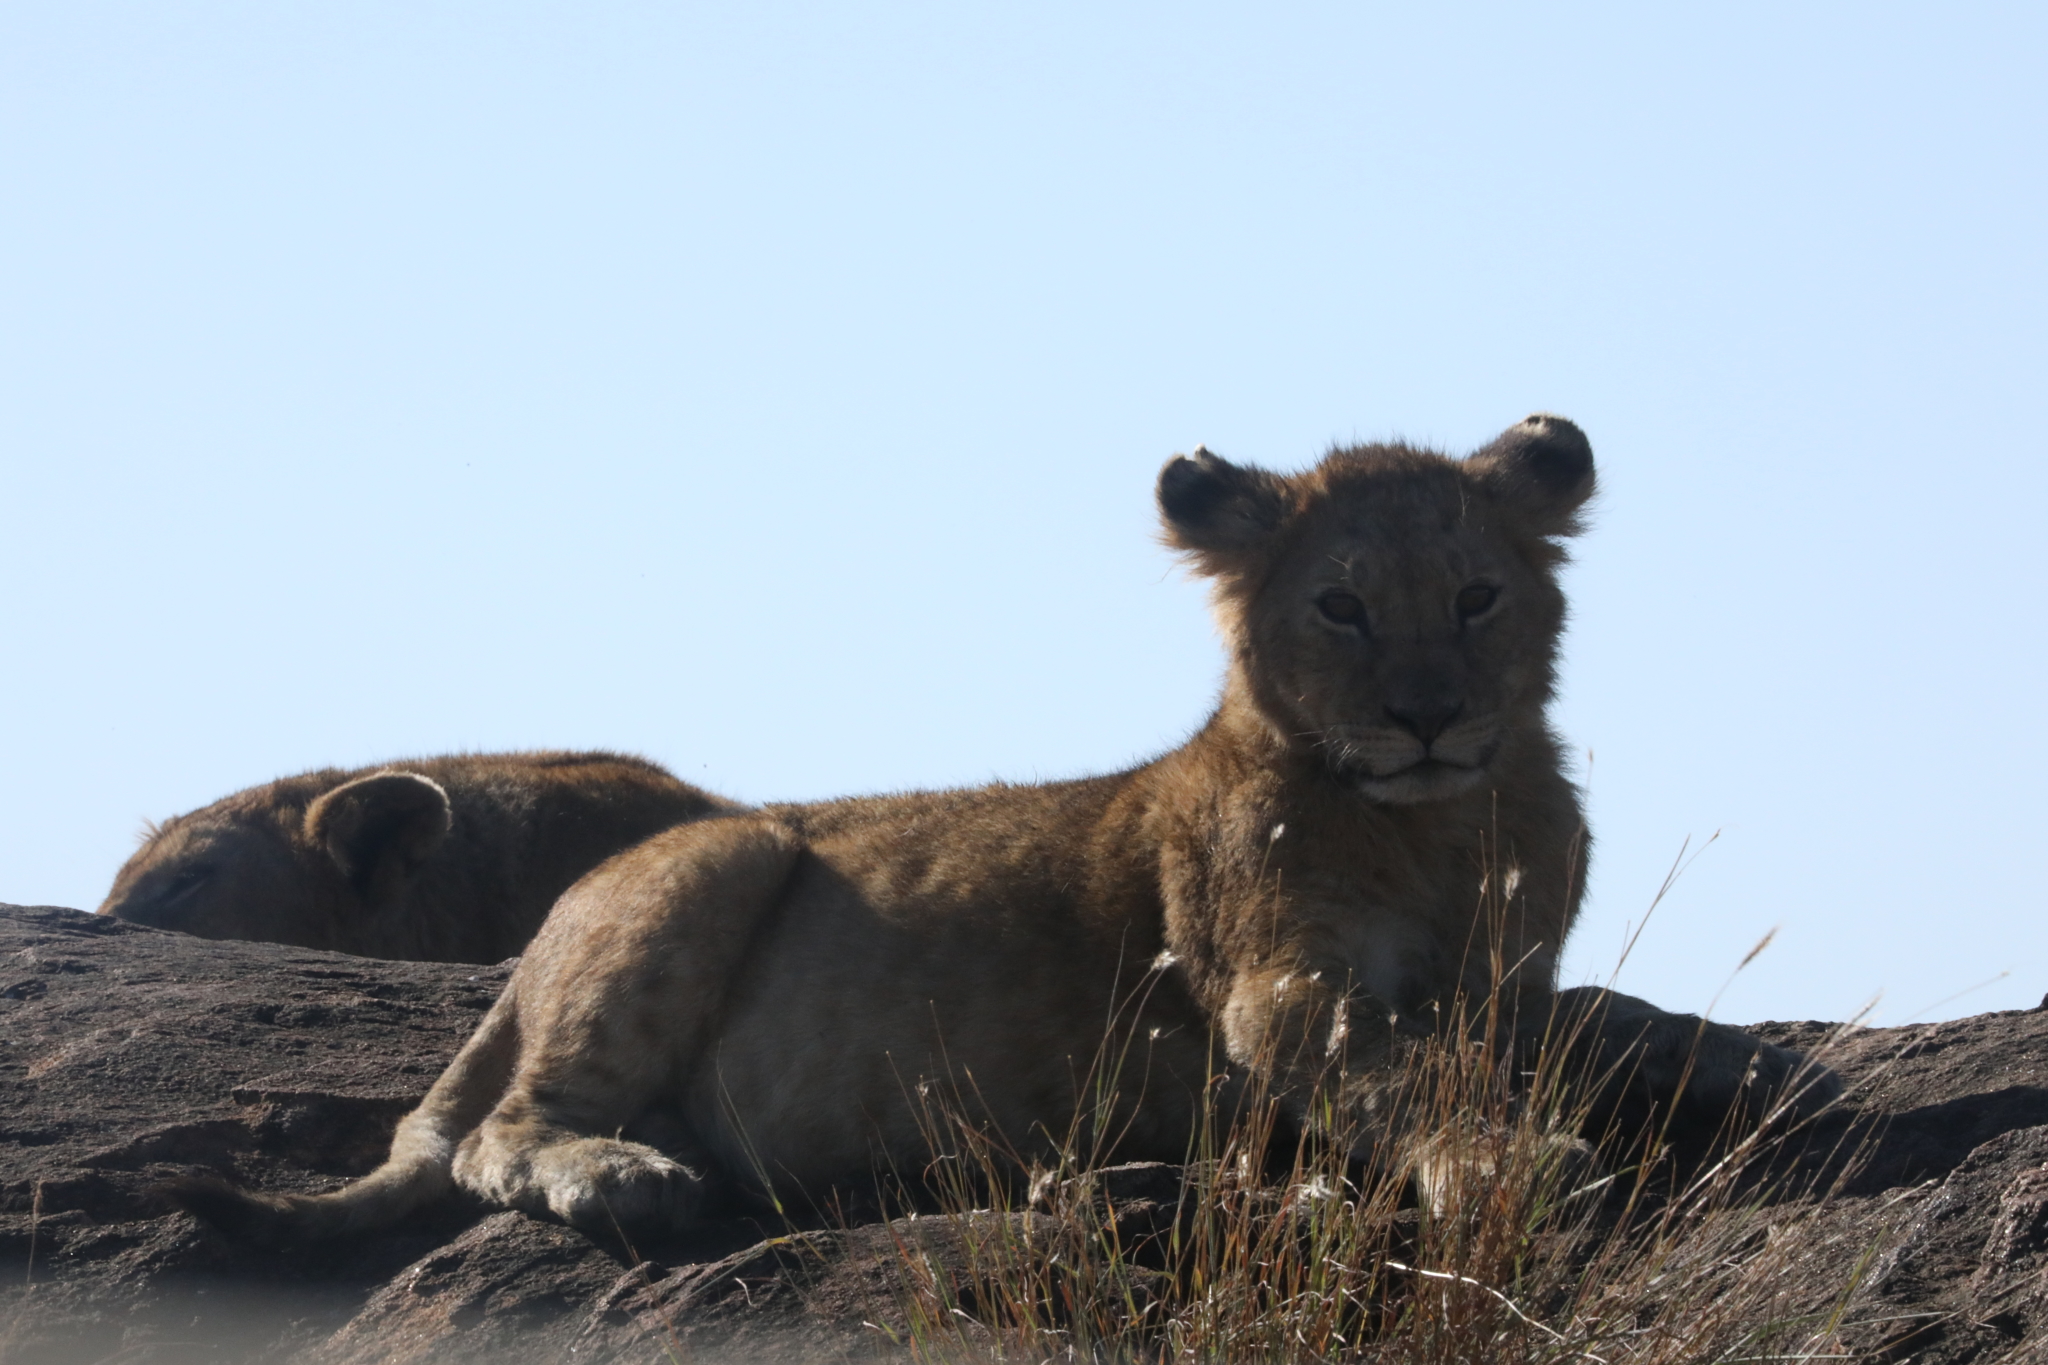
4, 903, 2047, 1363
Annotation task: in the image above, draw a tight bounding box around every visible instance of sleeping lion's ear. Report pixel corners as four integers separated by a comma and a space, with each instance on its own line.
1157, 446, 1288, 572
303, 772, 452, 902
1468, 414, 1596, 537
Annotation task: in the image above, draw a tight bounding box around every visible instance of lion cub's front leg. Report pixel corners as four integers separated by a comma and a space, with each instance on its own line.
1541, 987, 1842, 1136
449, 815, 802, 1235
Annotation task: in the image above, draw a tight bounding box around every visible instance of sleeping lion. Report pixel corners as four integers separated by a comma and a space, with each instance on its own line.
100, 751, 735, 962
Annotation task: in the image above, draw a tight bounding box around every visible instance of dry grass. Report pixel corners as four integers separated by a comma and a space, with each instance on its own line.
864, 977, 1872, 1365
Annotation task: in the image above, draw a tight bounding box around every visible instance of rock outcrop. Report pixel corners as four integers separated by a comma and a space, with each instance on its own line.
3, 903, 2045, 1363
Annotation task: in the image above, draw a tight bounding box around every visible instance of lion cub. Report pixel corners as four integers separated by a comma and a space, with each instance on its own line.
101, 751, 736, 962
179, 417, 1834, 1240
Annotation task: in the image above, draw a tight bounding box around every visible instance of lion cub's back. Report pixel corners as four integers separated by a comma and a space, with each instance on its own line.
697, 775, 1211, 1183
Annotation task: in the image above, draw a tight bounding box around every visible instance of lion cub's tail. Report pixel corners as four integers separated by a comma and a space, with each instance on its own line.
162, 981, 523, 1244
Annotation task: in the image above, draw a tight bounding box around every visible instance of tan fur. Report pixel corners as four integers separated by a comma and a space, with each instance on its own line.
99, 751, 738, 962
181, 417, 1834, 1241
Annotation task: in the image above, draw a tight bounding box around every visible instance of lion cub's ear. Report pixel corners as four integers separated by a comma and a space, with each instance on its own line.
303, 772, 453, 902
1467, 414, 1597, 538
1158, 446, 1289, 574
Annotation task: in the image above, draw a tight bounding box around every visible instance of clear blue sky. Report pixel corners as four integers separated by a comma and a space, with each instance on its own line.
3, 3, 2043, 1025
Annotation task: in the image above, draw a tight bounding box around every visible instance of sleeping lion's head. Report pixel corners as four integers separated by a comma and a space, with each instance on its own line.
1159, 415, 1595, 804
99, 769, 453, 948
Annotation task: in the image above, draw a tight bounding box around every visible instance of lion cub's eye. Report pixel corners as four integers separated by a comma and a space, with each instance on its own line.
1317, 591, 1366, 626
1455, 584, 1499, 620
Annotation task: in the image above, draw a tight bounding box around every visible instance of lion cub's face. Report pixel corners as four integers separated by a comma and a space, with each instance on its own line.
1160, 416, 1595, 804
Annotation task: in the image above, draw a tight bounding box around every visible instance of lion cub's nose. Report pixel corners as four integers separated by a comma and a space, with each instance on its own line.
1385, 701, 1464, 746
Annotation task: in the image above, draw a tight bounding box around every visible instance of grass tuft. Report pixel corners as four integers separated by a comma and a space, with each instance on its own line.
865, 981, 1875, 1365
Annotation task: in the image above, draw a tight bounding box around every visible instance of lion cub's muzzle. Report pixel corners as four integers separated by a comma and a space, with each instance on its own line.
1320, 717, 1502, 805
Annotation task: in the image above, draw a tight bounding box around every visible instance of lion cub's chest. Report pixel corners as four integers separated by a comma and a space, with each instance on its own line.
1279, 802, 1569, 1009
1171, 796, 1510, 1016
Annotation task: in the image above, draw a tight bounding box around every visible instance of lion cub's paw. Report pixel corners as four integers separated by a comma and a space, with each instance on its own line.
1551, 989, 1843, 1136
1408, 1125, 1603, 1223
526, 1137, 707, 1235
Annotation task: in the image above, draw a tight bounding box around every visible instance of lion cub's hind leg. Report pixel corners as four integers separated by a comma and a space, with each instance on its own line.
449, 815, 802, 1236
457, 1116, 709, 1234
